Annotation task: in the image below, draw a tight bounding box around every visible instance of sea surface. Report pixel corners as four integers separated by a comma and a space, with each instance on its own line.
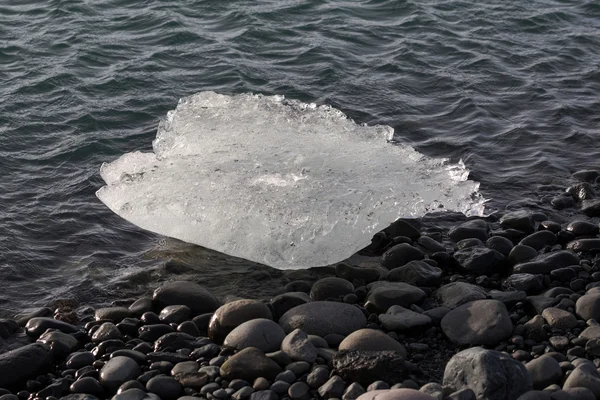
1, 0, 599, 315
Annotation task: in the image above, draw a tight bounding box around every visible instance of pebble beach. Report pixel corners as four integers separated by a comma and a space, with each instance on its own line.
3, 172, 600, 400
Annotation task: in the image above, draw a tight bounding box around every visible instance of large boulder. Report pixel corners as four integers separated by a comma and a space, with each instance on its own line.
333, 350, 411, 386
381, 244, 424, 269
310, 277, 354, 301
220, 347, 282, 381
443, 347, 532, 400
0, 343, 53, 386
365, 282, 426, 312
339, 329, 406, 357
441, 300, 513, 346
435, 282, 487, 309
279, 301, 366, 337
224, 318, 285, 353
454, 246, 505, 276
208, 299, 273, 342
153, 281, 220, 315
387, 261, 443, 286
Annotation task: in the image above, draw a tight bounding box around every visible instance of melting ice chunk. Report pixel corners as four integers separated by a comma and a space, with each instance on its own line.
97, 92, 485, 269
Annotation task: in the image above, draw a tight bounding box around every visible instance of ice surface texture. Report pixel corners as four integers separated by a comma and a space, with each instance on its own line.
97, 92, 485, 269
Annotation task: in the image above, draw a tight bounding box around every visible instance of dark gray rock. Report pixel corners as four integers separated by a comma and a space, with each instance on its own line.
508, 245, 538, 265
159, 305, 192, 325
154, 332, 207, 352
572, 170, 600, 182
279, 301, 367, 337
441, 300, 513, 346
91, 322, 121, 344
173, 371, 208, 389
146, 375, 182, 400
270, 292, 311, 321
524, 296, 559, 316
550, 267, 578, 282
454, 246, 505, 276
385, 220, 421, 240
99, 356, 142, 393
310, 277, 354, 301
500, 211, 535, 233
519, 231, 557, 251
541, 307, 577, 330
342, 382, 365, 400
288, 382, 311, 400
14, 307, 53, 327
306, 367, 330, 389
318, 376, 346, 399
567, 221, 599, 237
333, 350, 410, 386
387, 261, 443, 286
378, 306, 431, 332
208, 299, 273, 342
250, 390, 278, 400
335, 263, 380, 284
487, 236, 514, 257
435, 282, 487, 309
70, 377, 104, 395
128, 297, 153, 317
38, 330, 79, 359
563, 363, 600, 398
489, 290, 527, 308
0, 343, 52, 386
339, 328, 406, 356
382, 244, 424, 269
224, 318, 286, 353
365, 282, 426, 312
456, 238, 485, 249
67, 351, 95, 369
25, 317, 78, 338
281, 329, 317, 363
513, 251, 580, 275
220, 347, 282, 381
567, 239, 600, 252
449, 219, 490, 242
153, 281, 220, 315
416, 236, 444, 253
581, 199, 600, 217
443, 347, 532, 400
525, 355, 562, 389
138, 324, 174, 342
95, 307, 132, 323
111, 350, 147, 365
423, 306, 451, 326
576, 293, 600, 321
503, 274, 545, 294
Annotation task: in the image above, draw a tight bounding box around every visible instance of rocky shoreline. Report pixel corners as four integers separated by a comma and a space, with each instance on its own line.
3, 173, 600, 400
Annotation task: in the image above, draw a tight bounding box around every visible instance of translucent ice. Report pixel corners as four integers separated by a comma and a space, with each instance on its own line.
97, 92, 485, 269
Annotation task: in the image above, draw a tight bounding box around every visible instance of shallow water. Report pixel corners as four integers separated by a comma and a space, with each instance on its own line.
1, 0, 599, 314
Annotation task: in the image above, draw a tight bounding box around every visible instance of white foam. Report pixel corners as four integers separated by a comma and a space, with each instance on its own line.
97, 92, 485, 269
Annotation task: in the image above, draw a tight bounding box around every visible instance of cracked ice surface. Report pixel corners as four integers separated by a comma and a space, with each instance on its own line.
97, 92, 485, 269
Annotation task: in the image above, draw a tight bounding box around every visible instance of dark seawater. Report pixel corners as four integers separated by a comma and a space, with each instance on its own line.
1, 0, 599, 314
